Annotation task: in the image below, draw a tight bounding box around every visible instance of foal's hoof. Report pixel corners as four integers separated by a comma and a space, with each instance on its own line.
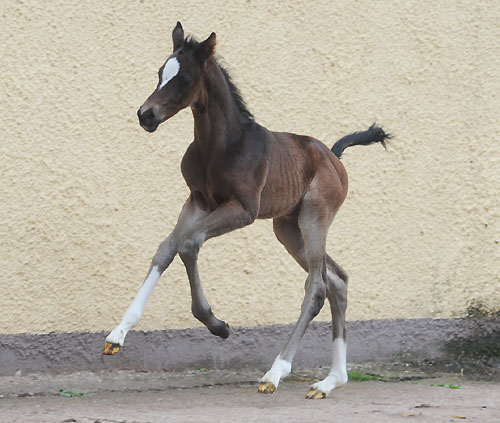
209, 321, 230, 339
257, 382, 276, 394
102, 341, 121, 355
305, 388, 326, 399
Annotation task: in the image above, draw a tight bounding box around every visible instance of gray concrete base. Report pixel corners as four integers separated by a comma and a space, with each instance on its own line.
0, 318, 498, 376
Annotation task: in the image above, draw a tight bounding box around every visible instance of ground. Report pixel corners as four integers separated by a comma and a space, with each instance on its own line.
1, 367, 499, 423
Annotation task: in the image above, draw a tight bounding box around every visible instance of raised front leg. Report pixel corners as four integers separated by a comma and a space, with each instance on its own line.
103, 196, 208, 355
177, 199, 256, 337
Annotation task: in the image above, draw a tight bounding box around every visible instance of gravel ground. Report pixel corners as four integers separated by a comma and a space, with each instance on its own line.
1, 369, 499, 423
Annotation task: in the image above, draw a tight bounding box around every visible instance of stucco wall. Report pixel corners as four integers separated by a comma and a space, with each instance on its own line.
1, 0, 499, 335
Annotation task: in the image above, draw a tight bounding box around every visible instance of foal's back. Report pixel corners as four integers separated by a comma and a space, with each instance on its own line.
256, 124, 348, 219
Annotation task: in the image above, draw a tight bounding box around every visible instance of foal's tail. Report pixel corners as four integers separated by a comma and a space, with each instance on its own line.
331, 123, 391, 159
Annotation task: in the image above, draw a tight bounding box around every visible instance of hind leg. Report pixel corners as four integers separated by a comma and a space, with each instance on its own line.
306, 256, 348, 398
258, 196, 333, 394
269, 215, 349, 398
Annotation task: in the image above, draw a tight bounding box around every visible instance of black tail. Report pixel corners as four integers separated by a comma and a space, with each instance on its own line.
331, 123, 391, 158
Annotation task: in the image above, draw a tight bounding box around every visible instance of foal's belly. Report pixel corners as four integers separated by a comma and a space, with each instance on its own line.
256, 188, 302, 219
257, 168, 311, 219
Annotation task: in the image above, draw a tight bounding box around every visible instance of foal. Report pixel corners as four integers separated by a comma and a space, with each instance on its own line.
103, 22, 390, 399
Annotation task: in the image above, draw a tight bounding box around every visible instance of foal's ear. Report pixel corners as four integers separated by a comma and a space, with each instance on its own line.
172, 21, 184, 51
196, 32, 216, 62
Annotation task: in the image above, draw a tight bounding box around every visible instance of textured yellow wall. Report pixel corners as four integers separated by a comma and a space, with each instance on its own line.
1, 1, 499, 335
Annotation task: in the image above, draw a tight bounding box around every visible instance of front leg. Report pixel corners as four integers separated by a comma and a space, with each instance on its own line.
178, 199, 257, 337
103, 196, 208, 355
103, 265, 163, 354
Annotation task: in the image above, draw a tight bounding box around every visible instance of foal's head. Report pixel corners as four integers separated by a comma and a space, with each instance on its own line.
137, 22, 216, 132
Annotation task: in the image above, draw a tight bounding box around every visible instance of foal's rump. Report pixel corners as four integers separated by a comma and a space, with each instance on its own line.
307, 138, 349, 212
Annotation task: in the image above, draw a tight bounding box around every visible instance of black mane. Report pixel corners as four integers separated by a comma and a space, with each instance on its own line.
184, 36, 254, 121
217, 64, 254, 121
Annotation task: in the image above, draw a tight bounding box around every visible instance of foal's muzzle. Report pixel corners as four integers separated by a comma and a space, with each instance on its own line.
137, 107, 160, 133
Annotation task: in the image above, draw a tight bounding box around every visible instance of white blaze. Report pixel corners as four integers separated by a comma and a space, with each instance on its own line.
159, 57, 180, 89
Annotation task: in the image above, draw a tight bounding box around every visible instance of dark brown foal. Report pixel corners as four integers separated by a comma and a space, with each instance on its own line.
103, 22, 390, 399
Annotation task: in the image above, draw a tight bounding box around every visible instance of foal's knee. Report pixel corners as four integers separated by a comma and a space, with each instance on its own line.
178, 235, 201, 263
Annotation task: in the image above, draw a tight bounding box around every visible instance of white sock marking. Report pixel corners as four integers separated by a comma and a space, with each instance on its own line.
260, 355, 291, 388
106, 266, 161, 345
159, 57, 180, 89
311, 338, 348, 395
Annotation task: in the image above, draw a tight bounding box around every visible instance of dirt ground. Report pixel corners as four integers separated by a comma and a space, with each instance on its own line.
1, 368, 499, 423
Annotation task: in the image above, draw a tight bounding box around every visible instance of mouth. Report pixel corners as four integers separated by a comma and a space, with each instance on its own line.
140, 122, 159, 133
138, 106, 179, 133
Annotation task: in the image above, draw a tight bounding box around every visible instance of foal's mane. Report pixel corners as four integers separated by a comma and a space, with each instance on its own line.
184, 36, 254, 121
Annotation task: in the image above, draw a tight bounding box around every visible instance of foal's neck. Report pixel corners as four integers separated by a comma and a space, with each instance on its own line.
191, 59, 250, 157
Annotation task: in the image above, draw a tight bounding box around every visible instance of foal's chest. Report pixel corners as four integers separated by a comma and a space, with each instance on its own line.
180, 142, 228, 210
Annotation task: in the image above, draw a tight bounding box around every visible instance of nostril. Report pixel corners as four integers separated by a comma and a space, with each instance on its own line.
137, 107, 159, 132
144, 109, 155, 121
138, 108, 156, 124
